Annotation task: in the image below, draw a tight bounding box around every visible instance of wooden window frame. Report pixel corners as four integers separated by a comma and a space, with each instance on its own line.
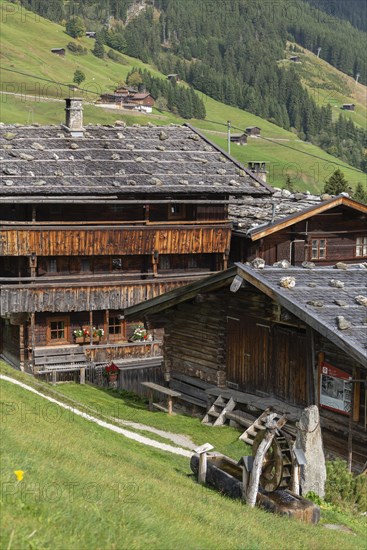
46, 316, 69, 344
108, 315, 126, 341
311, 239, 327, 260
356, 236, 367, 258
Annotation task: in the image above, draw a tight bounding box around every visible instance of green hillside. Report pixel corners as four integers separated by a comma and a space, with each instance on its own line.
281, 44, 367, 130
0, 0, 365, 192
1, 362, 366, 550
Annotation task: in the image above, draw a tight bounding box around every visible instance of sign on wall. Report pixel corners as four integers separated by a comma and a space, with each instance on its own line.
320, 361, 352, 415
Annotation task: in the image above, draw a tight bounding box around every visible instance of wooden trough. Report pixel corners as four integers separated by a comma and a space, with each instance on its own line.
190, 452, 320, 524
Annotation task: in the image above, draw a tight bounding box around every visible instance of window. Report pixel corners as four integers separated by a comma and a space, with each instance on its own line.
168, 204, 186, 220
356, 236, 367, 257
112, 258, 123, 271
47, 316, 69, 343
48, 259, 57, 273
81, 258, 91, 272
109, 316, 125, 340
311, 239, 326, 260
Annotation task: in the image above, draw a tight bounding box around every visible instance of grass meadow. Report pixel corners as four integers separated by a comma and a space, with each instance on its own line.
1, 362, 366, 550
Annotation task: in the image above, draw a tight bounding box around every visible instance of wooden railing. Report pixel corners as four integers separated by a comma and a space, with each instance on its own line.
0, 223, 231, 256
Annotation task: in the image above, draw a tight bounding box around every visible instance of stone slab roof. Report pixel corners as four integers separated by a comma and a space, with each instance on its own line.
237, 263, 367, 367
0, 123, 272, 197
229, 190, 359, 235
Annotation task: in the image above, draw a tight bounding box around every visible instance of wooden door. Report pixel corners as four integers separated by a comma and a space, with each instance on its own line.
272, 326, 308, 405
227, 316, 270, 393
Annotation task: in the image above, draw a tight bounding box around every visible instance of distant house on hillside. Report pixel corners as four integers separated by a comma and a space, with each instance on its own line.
128, 93, 155, 113
51, 48, 65, 56
246, 126, 261, 137
86, 31, 96, 39
230, 133, 247, 146
167, 74, 180, 82
341, 104, 355, 111
98, 89, 155, 113
289, 55, 301, 62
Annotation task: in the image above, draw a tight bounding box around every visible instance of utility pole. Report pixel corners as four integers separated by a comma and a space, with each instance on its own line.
227, 120, 231, 155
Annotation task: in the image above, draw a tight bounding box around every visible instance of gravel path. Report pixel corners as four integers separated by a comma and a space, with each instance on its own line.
0, 375, 193, 458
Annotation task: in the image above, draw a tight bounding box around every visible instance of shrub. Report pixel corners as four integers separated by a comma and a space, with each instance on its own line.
325, 459, 367, 512
67, 42, 87, 55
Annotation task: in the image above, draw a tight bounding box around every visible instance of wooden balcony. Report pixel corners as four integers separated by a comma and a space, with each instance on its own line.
0, 221, 231, 256
0, 273, 211, 315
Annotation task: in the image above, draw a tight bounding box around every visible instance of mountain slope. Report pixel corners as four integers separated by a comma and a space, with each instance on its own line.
0, 0, 365, 192
281, 43, 367, 130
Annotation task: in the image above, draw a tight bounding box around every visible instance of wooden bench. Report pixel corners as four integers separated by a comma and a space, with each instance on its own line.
34, 347, 90, 385
141, 381, 181, 415
169, 371, 212, 409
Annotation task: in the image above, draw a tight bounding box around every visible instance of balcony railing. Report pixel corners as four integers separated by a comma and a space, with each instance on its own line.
0, 222, 231, 256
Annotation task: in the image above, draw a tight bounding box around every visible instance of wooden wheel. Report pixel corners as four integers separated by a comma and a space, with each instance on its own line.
252, 431, 293, 492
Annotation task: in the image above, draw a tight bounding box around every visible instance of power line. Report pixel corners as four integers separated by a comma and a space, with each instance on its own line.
1, 67, 101, 96
1, 67, 366, 176
205, 118, 365, 175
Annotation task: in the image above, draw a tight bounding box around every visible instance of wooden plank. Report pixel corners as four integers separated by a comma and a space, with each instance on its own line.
170, 371, 213, 390
141, 381, 181, 397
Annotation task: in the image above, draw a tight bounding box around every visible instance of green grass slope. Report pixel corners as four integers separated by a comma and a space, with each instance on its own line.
1, 362, 366, 550
281, 43, 367, 130
0, 0, 365, 192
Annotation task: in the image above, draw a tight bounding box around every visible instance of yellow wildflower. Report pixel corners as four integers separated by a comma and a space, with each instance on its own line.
14, 470, 24, 481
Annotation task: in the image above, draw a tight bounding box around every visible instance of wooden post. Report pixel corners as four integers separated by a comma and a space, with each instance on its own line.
317, 352, 324, 406
246, 429, 276, 507
52, 370, 57, 385
148, 389, 153, 411
348, 386, 354, 473
291, 465, 300, 495
89, 310, 93, 355
198, 453, 208, 485
242, 466, 250, 501
167, 395, 173, 415
80, 367, 85, 385
353, 368, 360, 423
105, 310, 110, 344
32, 206, 36, 222
19, 324, 25, 372
30, 313, 36, 369
194, 443, 214, 485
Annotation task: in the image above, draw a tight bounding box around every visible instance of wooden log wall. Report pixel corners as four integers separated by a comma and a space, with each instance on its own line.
0, 321, 20, 367
163, 295, 227, 385
0, 280, 186, 315
0, 225, 231, 256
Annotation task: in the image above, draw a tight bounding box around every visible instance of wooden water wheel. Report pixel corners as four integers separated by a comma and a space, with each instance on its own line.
252, 431, 293, 492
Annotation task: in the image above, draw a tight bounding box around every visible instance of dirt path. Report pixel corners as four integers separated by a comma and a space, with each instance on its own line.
0, 375, 193, 458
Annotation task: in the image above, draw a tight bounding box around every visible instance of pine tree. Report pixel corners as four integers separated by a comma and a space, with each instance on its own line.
92, 37, 105, 59
65, 17, 85, 39
353, 183, 367, 204
324, 169, 349, 195
73, 69, 86, 86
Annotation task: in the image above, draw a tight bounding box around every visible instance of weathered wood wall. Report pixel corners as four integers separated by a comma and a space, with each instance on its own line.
0, 279, 188, 315
163, 295, 227, 386
236, 207, 367, 265
157, 287, 311, 407
0, 225, 231, 256
0, 321, 19, 366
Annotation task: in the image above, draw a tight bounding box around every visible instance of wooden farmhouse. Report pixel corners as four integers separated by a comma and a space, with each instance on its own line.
341, 104, 355, 111
124, 263, 367, 467
0, 98, 272, 372
229, 192, 367, 266
51, 48, 66, 56
245, 126, 261, 137
230, 133, 248, 146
